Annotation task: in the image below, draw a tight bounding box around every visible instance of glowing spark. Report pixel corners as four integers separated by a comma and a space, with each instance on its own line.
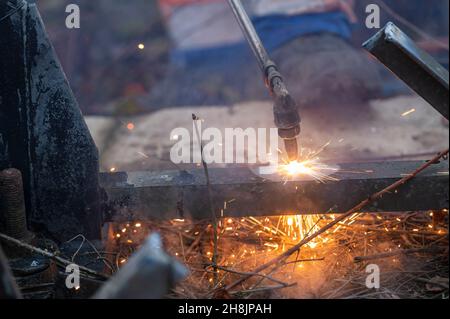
279, 159, 339, 183
287, 217, 294, 226
126, 122, 135, 130
135, 223, 141, 228
284, 161, 313, 175
401, 108, 416, 117
138, 43, 145, 50
110, 167, 116, 172
308, 242, 318, 249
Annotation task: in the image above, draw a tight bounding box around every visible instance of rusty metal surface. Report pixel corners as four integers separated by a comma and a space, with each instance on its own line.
363, 22, 449, 120
100, 160, 449, 221
0, 169, 30, 241
0, 3, 102, 241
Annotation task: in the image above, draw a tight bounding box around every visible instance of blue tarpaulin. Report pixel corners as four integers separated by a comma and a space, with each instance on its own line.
171, 11, 352, 67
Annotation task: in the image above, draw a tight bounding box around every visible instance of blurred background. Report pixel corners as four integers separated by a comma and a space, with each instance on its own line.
32, 0, 449, 115
28, 0, 449, 172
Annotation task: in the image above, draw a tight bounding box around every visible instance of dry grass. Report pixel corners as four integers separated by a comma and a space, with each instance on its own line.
109, 210, 448, 299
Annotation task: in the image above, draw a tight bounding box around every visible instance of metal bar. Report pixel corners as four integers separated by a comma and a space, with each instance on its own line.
100, 160, 449, 222
228, 0, 269, 72
363, 22, 449, 120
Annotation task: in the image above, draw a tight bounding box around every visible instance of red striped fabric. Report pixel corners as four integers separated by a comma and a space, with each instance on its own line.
158, 0, 222, 18
159, 0, 356, 22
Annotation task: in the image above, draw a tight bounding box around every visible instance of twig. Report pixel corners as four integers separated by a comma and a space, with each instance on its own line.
65, 234, 114, 273
415, 277, 449, 289
0, 232, 108, 280
192, 114, 219, 286
225, 149, 449, 291
185, 228, 207, 256
354, 246, 447, 262
284, 257, 325, 265
205, 264, 291, 287
230, 283, 297, 296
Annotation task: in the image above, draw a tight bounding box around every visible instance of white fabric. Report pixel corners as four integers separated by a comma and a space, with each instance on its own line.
166, 0, 352, 50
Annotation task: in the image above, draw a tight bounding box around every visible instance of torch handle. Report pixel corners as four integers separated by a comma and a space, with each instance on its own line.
227, 0, 270, 73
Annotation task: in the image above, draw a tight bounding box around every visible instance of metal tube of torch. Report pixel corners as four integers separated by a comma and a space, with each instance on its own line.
228, 0, 269, 73
227, 0, 301, 162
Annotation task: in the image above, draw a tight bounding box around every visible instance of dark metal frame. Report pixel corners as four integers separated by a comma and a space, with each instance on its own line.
364, 22, 449, 120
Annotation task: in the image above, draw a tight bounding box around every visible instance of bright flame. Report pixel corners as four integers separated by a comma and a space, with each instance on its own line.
283, 161, 313, 176
279, 159, 339, 183
287, 217, 294, 226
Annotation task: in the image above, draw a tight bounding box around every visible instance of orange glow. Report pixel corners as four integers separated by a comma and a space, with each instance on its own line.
282, 160, 313, 176
278, 158, 339, 183
287, 217, 294, 226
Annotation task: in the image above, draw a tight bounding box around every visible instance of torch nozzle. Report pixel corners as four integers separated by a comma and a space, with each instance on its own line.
283, 138, 299, 162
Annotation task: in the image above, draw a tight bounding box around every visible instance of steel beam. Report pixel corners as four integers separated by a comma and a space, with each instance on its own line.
363, 22, 449, 120
100, 160, 449, 221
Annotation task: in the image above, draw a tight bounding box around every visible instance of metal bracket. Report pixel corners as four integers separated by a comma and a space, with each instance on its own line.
363, 22, 449, 120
